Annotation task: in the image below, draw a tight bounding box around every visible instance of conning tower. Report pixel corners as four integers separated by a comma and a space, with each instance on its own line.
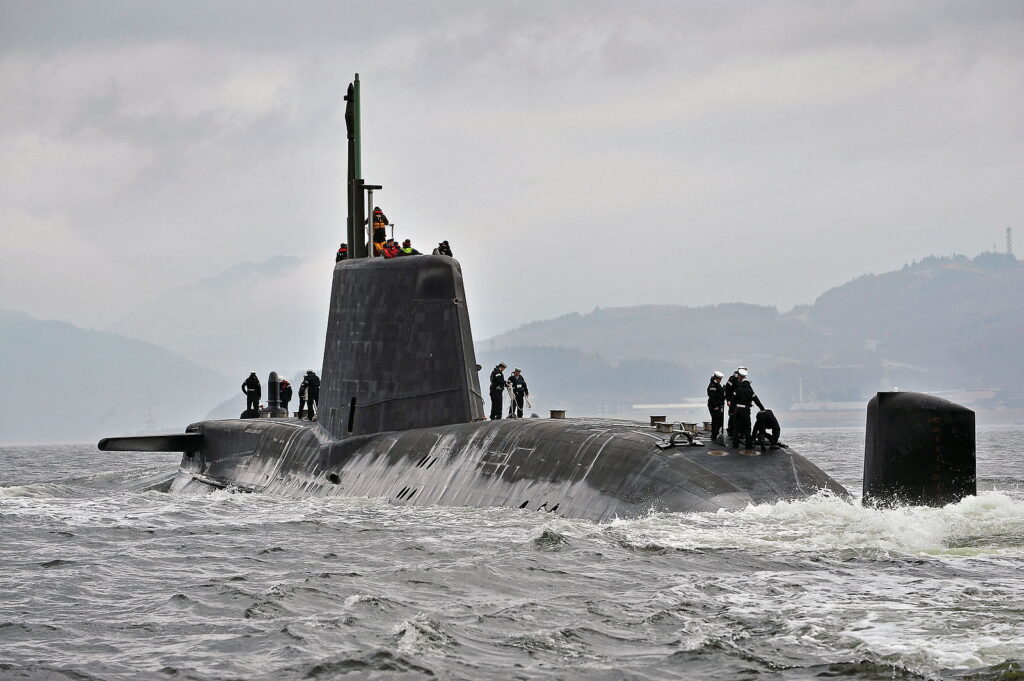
317, 256, 484, 438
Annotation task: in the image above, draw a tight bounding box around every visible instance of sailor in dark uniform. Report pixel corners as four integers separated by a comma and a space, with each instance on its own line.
723, 367, 744, 438
489, 363, 507, 420
707, 371, 726, 444
298, 380, 308, 418
242, 372, 261, 414
752, 408, 782, 451
280, 379, 293, 415
304, 370, 321, 421
507, 368, 528, 419
730, 368, 764, 449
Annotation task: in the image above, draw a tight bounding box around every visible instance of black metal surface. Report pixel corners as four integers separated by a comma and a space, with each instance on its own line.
863, 391, 976, 507
267, 371, 286, 418
98, 433, 203, 453
318, 256, 484, 440
172, 417, 849, 521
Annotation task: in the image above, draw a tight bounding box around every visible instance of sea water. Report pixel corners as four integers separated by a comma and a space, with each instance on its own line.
1, 426, 1022, 680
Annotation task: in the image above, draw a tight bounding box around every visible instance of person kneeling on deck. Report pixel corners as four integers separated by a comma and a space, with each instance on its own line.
730, 368, 764, 449
707, 371, 726, 445
489, 362, 507, 420
507, 368, 529, 419
752, 408, 782, 451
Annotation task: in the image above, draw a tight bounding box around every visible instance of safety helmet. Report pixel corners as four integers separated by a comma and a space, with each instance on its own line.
737, 368, 748, 377
498, 362, 506, 368
738, 366, 747, 371
713, 371, 724, 378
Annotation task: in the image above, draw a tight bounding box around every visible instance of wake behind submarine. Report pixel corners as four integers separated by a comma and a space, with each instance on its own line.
98, 75, 976, 520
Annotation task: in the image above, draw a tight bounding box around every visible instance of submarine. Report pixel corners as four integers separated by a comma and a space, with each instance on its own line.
98, 75, 975, 520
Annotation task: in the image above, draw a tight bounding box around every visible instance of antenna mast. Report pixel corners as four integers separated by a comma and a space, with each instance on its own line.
1007, 227, 1013, 256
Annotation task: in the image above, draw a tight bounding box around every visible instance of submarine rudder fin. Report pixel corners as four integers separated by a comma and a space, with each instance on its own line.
862, 391, 975, 508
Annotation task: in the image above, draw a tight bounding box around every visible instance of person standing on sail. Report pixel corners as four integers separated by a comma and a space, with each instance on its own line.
370, 207, 389, 256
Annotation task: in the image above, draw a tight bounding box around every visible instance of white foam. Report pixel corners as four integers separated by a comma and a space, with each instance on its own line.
606, 491, 1024, 558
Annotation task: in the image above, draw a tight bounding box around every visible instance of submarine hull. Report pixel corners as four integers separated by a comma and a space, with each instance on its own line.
170, 417, 849, 521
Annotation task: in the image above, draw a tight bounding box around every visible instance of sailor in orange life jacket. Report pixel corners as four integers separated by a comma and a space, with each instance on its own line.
381, 238, 401, 259
371, 207, 389, 256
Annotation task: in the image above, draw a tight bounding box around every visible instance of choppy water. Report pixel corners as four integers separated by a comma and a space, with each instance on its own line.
1, 426, 1022, 680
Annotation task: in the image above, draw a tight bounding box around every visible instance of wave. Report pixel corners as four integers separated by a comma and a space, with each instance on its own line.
0, 466, 176, 499
606, 491, 1024, 558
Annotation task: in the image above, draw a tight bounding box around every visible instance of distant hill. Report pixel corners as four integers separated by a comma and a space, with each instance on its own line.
475, 346, 701, 418
107, 256, 331, 379
481, 253, 1023, 410
9, 251, 1017, 442
802, 252, 1023, 382
0, 309, 233, 443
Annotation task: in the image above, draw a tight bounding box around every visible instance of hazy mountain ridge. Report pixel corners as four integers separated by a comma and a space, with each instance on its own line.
804, 253, 1023, 372
0, 309, 234, 443
480, 253, 1022, 409
107, 255, 331, 378
5, 252, 1018, 442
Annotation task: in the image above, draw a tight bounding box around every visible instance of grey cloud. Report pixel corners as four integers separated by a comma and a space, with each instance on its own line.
1, 1, 1022, 339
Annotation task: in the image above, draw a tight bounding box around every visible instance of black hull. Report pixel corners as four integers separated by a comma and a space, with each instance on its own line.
170, 416, 850, 521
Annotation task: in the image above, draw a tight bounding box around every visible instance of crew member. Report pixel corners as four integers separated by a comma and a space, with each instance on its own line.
371, 207, 389, 255
335, 243, 348, 262
241, 372, 261, 414
707, 371, 726, 444
723, 366, 745, 438
298, 380, 308, 418
382, 238, 401, 259
507, 368, 529, 419
432, 241, 453, 256
489, 362, 507, 420
399, 239, 421, 255
304, 370, 321, 421
731, 368, 764, 449
752, 408, 782, 451
280, 379, 292, 415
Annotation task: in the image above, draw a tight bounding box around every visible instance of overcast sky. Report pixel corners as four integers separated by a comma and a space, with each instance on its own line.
2, 1, 1022, 340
